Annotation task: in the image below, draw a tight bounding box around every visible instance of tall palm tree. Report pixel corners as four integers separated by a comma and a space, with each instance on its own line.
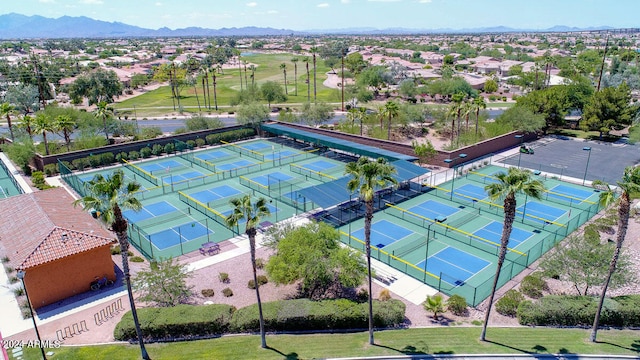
94, 101, 112, 141
34, 112, 55, 155
55, 114, 75, 152
212, 68, 218, 111
345, 157, 397, 345
480, 168, 544, 341
303, 57, 311, 102
311, 47, 318, 102
449, 92, 465, 147
280, 63, 288, 95
0, 102, 16, 141
243, 61, 249, 90
248, 65, 257, 88
291, 57, 299, 96
20, 114, 35, 141
74, 170, 151, 360
225, 195, 271, 349
472, 96, 486, 136
236, 50, 243, 91
590, 166, 640, 342
382, 101, 400, 141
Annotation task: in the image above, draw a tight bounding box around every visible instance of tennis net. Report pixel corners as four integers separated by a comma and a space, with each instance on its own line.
122, 160, 159, 185
179, 152, 216, 172
290, 163, 336, 182
220, 140, 265, 161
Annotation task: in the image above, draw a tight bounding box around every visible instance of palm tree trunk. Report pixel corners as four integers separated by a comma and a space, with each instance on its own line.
194, 84, 201, 112
387, 115, 392, 140
42, 131, 50, 155
590, 193, 630, 342
480, 194, 516, 341
313, 53, 317, 102
213, 74, 218, 111
364, 199, 375, 345
306, 63, 310, 102
206, 75, 211, 110
6, 114, 14, 141
112, 206, 150, 360
294, 63, 298, 96
249, 232, 267, 348
283, 69, 288, 95
475, 110, 480, 136
64, 131, 71, 152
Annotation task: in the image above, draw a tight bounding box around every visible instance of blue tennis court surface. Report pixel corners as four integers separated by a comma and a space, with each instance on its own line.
217, 159, 256, 171
416, 247, 489, 286
140, 160, 185, 174
243, 142, 272, 151
547, 184, 594, 203
408, 199, 460, 220
265, 150, 298, 161
352, 219, 414, 249
149, 221, 212, 250
123, 201, 178, 223
301, 160, 337, 172
454, 183, 488, 201
161, 171, 205, 184
250, 171, 294, 186
473, 221, 533, 248
517, 201, 566, 223
189, 185, 242, 204
196, 150, 233, 162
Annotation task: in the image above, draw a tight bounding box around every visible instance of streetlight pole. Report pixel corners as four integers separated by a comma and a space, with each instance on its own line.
444, 153, 467, 200
16, 270, 47, 360
583, 147, 592, 185
515, 134, 524, 168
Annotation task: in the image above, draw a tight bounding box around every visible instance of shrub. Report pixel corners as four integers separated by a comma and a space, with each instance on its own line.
8, 276, 18, 284
128, 150, 140, 161
111, 245, 122, 255
31, 171, 47, 189
140, 146, 152, 158
72, 157, 89, 171
255, 258, 265, 269
44, 163, 59, 176
164, 143, 175, 154
1, 256, 9, 263
520, 273, 548, 299
13, 287, 24, 297
201, 289, 215, 297
195, 138, 205, 147
151, 144, 164, 156
446, 294, 468, 316
219, 272, 230, 283
130, 256, 145, 263
115, 152, 128, 163
229, 298, 405, 333
248, 275, 268, 289
378, 289, 391, 301
222, 288, 233, 297
114, 304, 235, 341
88, 154, 102, 168
100, 152, 115, 165
186, 140, 196, 149
496, 289, 525, 317
356, 288, 369, 303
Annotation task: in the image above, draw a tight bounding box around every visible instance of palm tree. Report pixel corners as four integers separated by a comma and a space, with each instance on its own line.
211, 68, 218, 111
95, 101, 112, 141
382, 101, 400, 141
20, 114, 35, 141
480, 168, 544, 341
449, 92, 466, 147
0, 102, 16, 141
311, 47, 318, 102
590, 166, 640, 342
345, 157, 397, 345
55, 114, 75, 152
236, 50, 243, 91
243, 61, 249, 90
280, 63, 288, 95
248, 65, 257, 88
472, 96, 486, 136
291, 57, 299, 96
73, 170, 151, 360
34, 112, 55, 155
225, 195, 271, 348
303, 57, 311, 102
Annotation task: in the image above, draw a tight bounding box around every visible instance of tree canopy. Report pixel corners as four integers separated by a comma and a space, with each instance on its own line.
581, 82, 636, 137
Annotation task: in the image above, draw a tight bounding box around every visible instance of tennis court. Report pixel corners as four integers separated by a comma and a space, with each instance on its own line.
416, 247, 490, 286
188, 184, 243, 205
473, 221, 534, 248
161, 170, 206, 185
454, 183, 488, 201
546, 184, 595, 204
217, 159, 256, 171
518, 201, 566, 224
140, 159, 186, 175
351, 219, 414, 249
407, 199, 460, 220
249, 171, 295, 187
122, 201, 178, 223
242, 142, 273, 151
265, 150, 299, 161
194, 149, 235, 162
148, 221, 212, 250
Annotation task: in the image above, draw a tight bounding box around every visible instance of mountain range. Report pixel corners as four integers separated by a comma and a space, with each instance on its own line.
0, 13, 614, 39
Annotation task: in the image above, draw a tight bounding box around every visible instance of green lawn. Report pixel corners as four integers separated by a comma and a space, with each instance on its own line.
20, 327, 640, 360
114, 53, 342, 117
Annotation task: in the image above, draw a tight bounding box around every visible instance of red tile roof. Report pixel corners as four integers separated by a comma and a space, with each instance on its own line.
0, 187, 115, 270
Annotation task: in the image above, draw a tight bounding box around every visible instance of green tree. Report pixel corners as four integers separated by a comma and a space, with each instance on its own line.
345, 157, 397, 345
94, 101, 113, 141
33, 112, 55, 155
4, 84, 40, 115
133, 257, 194, 307
412, 140, 437, 167
423, 294, 445, 320
346, 107, 367, 136
448, 92, 466, 147
581, 82, 635, 139
67, 68, 123, 106
590, 167, 640, 342
472, 96, 487, 135
266, 222, 366, 299
480, 168, 544, 341
260, 81, 287, 108
484, 79, 498, 93
225, 195, 271, 349
398, 79, 418, 99
236, 102, 269, 128
54, 114, 76, 152
0, 102, 16, 141
73, 170, 150, 360
279, 63, 288, 95
540, 233, 633, 296
299, 102, 334, 126
382, 100, 400, 140
495, 106, 546, 133
19, 114, 35, 140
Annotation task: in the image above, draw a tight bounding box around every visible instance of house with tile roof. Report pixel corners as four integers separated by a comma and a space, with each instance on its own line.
0, 187, 116, 309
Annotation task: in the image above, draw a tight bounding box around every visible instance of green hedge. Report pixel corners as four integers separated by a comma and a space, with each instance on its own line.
205, 128, 255, 146
114, 304, 235, 341
518, 295, 640, 327
229, 298, 405, 333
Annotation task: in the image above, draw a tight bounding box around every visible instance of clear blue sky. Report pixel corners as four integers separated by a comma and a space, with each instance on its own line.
5, 0, 639, 31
